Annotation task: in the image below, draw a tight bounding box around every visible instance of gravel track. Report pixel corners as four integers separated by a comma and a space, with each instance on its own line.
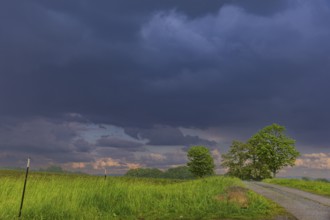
244, 181, 330, 220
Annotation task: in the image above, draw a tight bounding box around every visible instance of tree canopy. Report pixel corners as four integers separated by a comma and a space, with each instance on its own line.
222, 123, 300, 180
221, 141, 251, 180
187, 146, 215, 178
249, 123, 299, 178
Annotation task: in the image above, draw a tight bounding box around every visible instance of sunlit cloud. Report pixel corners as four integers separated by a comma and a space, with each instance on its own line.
71, 162, 87, 169
295, 153, 330, 169
126, 163, 142, 169
92, 158, 121, 169
67, 157, 143, 171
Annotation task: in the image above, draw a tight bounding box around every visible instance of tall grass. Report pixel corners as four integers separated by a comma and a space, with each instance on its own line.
0, 170, 281, 219
264, 178, 330, 197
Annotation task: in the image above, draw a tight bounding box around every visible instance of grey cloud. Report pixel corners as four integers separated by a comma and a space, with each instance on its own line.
96, 137, 144, 151
136, 1, 330, 146
0, 117, 95, 166
0, 117, 75, 153
73, 139, 93, 152
2, 0, 329, 132
125, 126, 218, 147
232, 0, 289, 16
94, 147, 136, 162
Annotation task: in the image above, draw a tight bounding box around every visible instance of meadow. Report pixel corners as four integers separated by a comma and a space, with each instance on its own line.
264, 178, 330, 197
0, 170, 284, 220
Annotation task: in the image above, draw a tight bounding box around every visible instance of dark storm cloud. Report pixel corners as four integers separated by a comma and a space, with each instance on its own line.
73, 139, 93, 152
0, 117, 95, 165
96, 136, 144, 151
135, 1, 330, 148
232, 0, 289, 15
0, 117, 75, 153
0, 0, 330, 154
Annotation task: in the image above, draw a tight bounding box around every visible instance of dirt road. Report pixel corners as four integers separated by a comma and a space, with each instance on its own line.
244, 181, 330, 220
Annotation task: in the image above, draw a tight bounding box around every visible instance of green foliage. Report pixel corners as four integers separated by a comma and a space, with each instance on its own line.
125, 168, 164, 178
222, 141, 272, 180
125, 166, 194, 179
0, 170, 283, 219
264, 178, 330, 197
248, 123, 299, 178
187, 146, 215, 178
222, 124, 300, 180
221, 141, 251, 179
315, 178, 329, 183
163, 166, 194, 179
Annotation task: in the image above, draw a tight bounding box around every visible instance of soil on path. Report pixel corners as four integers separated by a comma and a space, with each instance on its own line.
244, 181, 330, 220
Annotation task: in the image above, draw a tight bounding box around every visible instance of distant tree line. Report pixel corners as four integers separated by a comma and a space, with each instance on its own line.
39, 165, 65, 173
126, 146, 216, 179
125, 166, 195, 179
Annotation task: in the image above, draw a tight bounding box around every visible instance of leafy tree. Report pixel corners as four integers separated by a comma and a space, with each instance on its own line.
221, 124, 300, 180
221, 141, 271, 180
248, 123, 300, 178
245, 140, 272, 180
221, 141, 251, 179
187, 146, 215, 178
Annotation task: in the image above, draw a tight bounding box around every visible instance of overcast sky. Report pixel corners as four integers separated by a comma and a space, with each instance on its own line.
1, 0, 329, 177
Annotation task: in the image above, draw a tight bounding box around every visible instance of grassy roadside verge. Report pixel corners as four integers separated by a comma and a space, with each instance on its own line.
0, 170, 283, 219
263, 178, 330, 197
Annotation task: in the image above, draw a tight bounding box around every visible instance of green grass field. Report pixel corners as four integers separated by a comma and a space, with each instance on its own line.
0, 170, 284, 219
264, 178, 330, 197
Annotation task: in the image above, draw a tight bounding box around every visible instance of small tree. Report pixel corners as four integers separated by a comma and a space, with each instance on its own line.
187, 146, 215, 178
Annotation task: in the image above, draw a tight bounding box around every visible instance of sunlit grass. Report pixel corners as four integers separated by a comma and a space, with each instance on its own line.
264, 178, 330, 197
1, 170, 282, 219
